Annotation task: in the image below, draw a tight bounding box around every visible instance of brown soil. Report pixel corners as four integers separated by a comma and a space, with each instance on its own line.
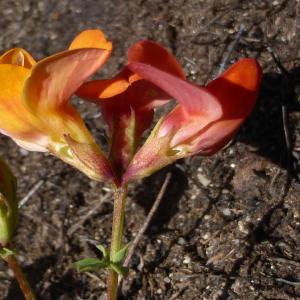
0, 0, 300, 299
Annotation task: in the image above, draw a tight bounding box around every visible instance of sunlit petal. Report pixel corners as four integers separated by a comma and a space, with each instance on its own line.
0, 64, 47, 148
0, 48, 36, 68
69, 29, 112, 51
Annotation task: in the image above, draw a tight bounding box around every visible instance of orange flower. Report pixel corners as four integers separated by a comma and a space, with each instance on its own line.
0, 30, 113, 181
123, 58, 262, 182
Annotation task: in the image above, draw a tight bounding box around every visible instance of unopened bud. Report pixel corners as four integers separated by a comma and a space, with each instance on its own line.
0, 157, 18, 246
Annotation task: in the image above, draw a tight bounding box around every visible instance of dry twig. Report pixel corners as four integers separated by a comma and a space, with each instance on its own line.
18, 180, 44, 208
217, 24, 245, 76
123, 172, 172, 268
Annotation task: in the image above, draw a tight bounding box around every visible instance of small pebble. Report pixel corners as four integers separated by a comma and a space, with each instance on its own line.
222, 208, 232, 217
197, 173, 211, 187
178, 237, 186, 245
183, 255, 191, 264
164, 277, 171, 283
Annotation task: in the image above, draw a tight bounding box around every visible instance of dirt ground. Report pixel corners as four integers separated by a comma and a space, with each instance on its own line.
0, 0, 300, 299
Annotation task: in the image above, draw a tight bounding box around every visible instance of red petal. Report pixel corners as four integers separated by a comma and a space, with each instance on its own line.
128, 62, 222, 119
128, 40, 185, 79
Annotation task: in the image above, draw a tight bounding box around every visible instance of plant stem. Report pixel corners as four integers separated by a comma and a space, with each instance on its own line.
107, 185, 127, 300
5, 254, 36, 300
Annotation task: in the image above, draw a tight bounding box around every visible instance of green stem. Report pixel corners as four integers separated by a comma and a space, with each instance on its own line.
107, 185, 127, 300
5, 254, 36, 300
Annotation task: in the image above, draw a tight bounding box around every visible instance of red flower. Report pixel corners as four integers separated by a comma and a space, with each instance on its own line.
77, 41, 185, 176
123, 58, 262, 182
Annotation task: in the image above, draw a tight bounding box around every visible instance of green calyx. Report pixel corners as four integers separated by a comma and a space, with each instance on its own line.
0, 157, 18, 246
74, 244, 129, 277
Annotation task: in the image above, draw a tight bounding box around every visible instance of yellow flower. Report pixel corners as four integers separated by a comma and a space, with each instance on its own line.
0, 30, 114, 181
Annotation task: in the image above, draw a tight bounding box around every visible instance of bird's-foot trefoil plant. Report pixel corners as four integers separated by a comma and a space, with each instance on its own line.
0, 156, 36, 300
0, 29, 262, 299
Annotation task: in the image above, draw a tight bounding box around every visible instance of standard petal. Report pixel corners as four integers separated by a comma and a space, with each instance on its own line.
128, 40, 185, 79
69, 29, 112, 51
22, 48, 110, 144
24, 48, 110, 111
0, 48, 36, 68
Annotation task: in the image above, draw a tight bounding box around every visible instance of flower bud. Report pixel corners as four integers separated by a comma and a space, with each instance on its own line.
0, 157, 18, 246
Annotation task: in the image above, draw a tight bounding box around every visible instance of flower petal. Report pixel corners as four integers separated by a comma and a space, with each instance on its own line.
69, 29, 112, 51
0, 48, 36, 68
22, 48, 110, 144
206, 58, 262, 118
128, 40, 185, 79
77, 67, 138, 99
24, 48, 110, 112
0, 64, 46, 147
78, 40, 185, 101
188, 119, 243, 155
128, 62, 222, 119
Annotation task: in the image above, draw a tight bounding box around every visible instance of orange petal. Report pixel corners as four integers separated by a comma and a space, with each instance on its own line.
206, 58, 262, 119
77, 67, 138, 99
0, 64, 46, 148
22, 48, 110, 144
217, 58, 261, 92
24, 48, 109, 111
69, 29, 112, 51
0, 48, 36, 69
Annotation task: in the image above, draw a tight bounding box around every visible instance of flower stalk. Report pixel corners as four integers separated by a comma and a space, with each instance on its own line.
4, 253, 36, 300
107, 185, 128, 300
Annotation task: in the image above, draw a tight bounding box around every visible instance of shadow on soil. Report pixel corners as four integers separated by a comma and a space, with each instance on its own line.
6, 255, 83, 300
239, 67, 300, 177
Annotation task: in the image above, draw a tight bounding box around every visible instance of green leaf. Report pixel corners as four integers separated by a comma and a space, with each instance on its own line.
109, 262, 129, 277
74, 258, 108, 272
96, 244, 109, 260
0, 247, 15, 259
111, 244, 129, 264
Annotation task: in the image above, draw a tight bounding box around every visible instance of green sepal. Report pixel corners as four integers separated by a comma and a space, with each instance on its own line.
96, 244, 109, 260
0, 247, 15, 260
74, 258, 109, 272
109, 262, 129, 277
111, 244, 129, 264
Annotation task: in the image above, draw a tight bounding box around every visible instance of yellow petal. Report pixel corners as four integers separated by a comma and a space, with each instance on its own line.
0, 48, 36, 68
0, 64, 46, 148
69, 29, 112, 51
